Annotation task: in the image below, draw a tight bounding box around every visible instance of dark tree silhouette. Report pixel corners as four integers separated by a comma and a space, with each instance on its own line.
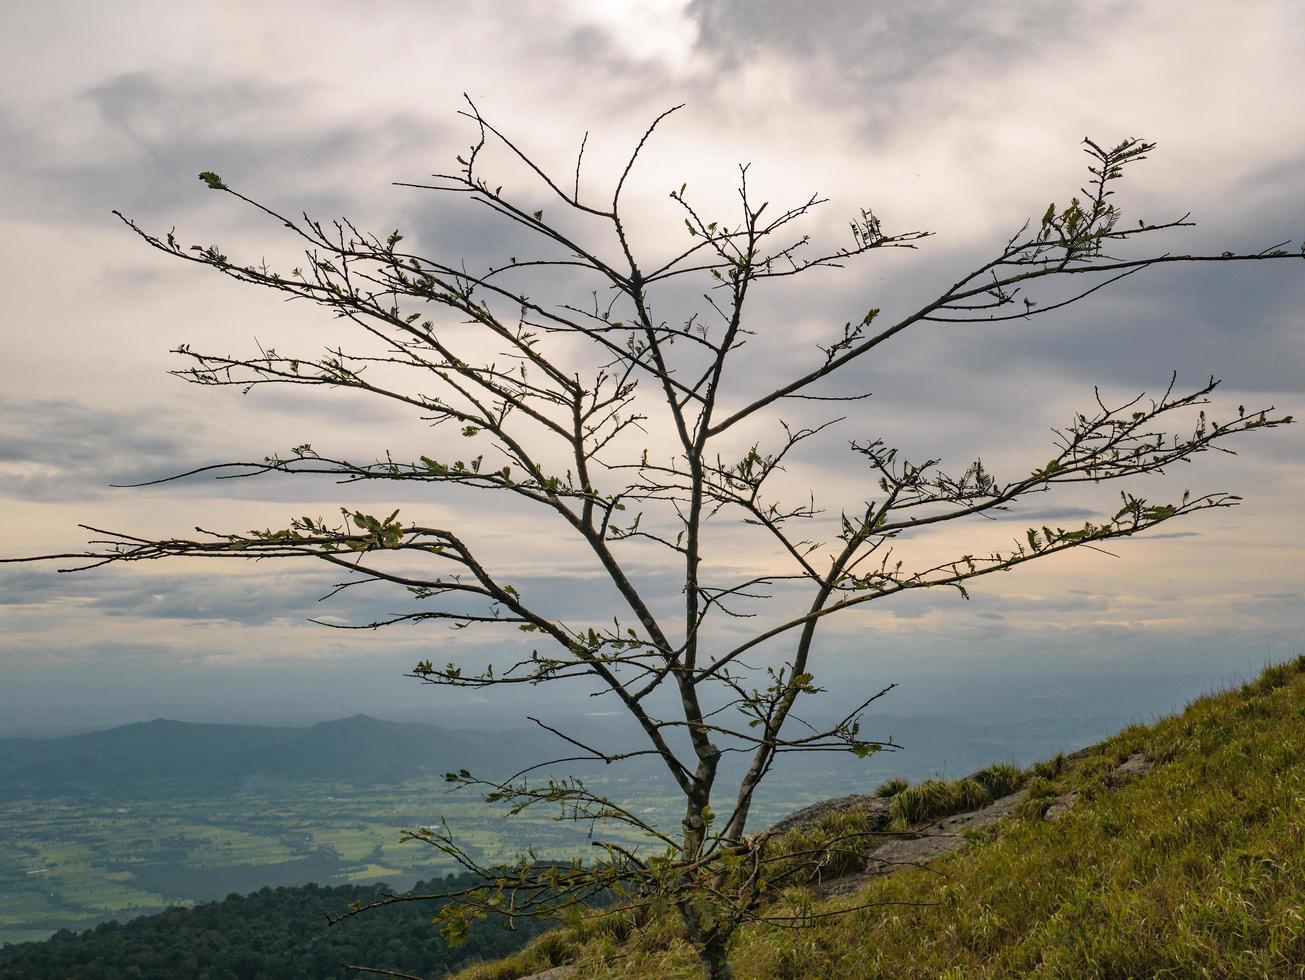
9, 103, 1299, 978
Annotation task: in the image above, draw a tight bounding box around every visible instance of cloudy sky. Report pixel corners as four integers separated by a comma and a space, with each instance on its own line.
2, 1, 1302, 739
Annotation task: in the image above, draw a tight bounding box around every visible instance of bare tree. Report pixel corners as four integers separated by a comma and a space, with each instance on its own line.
9, 104, 1298, 979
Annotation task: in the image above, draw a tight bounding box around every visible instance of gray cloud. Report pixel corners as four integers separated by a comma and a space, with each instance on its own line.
996, 506, 1098, 522
690, 1, 1081, 79
0, 555, 683, 637
0, 70, 446, 227
0, 397, 197, 500
0, 392, 487, 505
688, 0, 1103, 138
678, 1, 1305, 414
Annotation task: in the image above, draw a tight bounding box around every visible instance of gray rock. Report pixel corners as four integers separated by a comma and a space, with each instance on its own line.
767, 793, 892, 835
823, 788, 1028, 895
1109, 752, 1154, 785
1044, 791, 1079, 821
518, 966, 576, 979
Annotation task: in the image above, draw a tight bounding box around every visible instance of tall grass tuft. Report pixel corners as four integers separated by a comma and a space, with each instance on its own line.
887, 765, 1027, 830
973, 762, 1024, 798
873, 777, 910, 798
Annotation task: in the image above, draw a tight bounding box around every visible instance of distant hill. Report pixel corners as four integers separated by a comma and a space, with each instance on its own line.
0, 715, 548, 799
0, 705, 1119, 803
0, 873, 553, 979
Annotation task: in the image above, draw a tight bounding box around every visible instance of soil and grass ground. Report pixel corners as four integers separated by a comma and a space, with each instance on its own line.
453, 656, 1305, 979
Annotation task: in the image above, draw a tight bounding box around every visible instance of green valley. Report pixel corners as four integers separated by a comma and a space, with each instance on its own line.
0, 773, 686, 946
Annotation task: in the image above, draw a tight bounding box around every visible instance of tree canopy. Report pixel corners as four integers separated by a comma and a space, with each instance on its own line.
8, 103, 1299, 978
0, 874, 553, 980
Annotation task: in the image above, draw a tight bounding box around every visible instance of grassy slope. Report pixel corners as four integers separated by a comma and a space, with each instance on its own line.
454, 657, 1305, 979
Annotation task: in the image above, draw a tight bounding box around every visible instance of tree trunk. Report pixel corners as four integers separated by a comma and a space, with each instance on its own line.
679, 898, 735, 980
696, 936, 734, 980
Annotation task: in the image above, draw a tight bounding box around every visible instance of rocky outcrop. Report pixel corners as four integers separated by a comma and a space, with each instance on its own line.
1044, 791, 1079, 821
1108, 752, 1154, 785
766, 793, 892, 836
821, 787, 1028, 896
813, 752, 1155, 895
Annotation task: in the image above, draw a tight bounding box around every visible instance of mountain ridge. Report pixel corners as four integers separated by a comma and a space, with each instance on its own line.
0, 714, 542, 799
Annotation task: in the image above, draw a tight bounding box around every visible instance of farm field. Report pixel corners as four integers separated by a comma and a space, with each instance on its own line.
0, 772, 725, 945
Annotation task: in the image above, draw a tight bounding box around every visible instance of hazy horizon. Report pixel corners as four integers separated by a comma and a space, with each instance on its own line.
3, 642, 1288, 747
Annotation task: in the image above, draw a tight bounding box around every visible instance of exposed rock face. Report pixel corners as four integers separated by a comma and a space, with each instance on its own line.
1109, 752, 1154, 785
1044, 791, 1079, 821
823, 787, 1028, 896
766, 794, 892, 835
798, 752, 1158, 897
865, 789, 1027, 872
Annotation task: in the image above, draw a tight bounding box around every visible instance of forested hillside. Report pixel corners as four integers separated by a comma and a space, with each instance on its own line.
0, 873, 549, 979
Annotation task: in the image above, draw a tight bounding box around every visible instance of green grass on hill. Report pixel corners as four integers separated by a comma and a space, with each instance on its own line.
453, 657, 1305, 979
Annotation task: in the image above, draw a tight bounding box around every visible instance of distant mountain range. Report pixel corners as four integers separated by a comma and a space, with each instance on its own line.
0, 714, 557, 799
0, 704, 1112, 803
